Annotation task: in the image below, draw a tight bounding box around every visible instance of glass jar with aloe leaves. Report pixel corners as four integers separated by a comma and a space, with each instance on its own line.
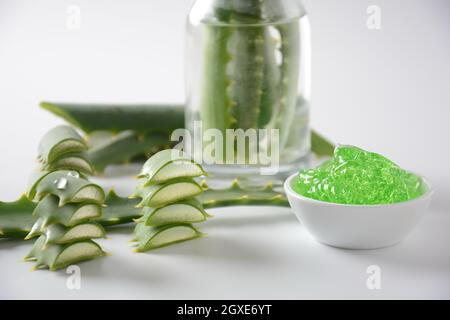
186, 0, 311, 180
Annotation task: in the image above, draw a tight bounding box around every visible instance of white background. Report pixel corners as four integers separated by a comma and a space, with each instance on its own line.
0, 0, 449, 299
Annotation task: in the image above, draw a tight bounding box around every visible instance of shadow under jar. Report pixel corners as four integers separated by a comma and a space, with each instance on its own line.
186, 0, 311, 181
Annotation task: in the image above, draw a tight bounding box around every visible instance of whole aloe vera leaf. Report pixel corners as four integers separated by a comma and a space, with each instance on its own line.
136, 198, 210, 227
132, 223, 204, 252
137, 149, 206, 186
226, 25, 265, 130
40, 102, 185, 134
273, 21, 300, 149
201, 26, 234, 134
34, 171, 105, 206
87, 131, 170, 173
38, 125, 87, 163
24, 235, 106, 271
132, 178, 204, 208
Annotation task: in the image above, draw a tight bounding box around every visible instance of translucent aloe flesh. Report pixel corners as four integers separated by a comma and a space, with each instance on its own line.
132, 223, 203, 252
135, 199, 211, 227
137, 149, 206, 185
24, 236, 105, 271
132, 179, 204, 208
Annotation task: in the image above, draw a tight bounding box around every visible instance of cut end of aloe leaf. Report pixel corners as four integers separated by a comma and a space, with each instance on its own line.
138, 179, 203, 208
45, 223, 106, 244
138, 149, 206, 185
37, 125, 87, 164
134, 223, 203, 252
141, 199, 209, 227
26, 236, 105, 271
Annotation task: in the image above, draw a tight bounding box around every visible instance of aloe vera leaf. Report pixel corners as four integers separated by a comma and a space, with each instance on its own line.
201, 25, 234, 134
258, 28, 281, 127
37, 125, 87, 163
24, 235, 105, 271
132, 223, 203, 252
135, 198, 210, 227
199, 179, 289, 208
274, 21, 300, 149
0, 195, 35, 238
311, 130, 335, 157
137, 149, 206, 185
87, 130, 170, 173
226, 29, 265, 129
34, 171, 105, 206
41, 102, 185, 134
132, 178, 204, 208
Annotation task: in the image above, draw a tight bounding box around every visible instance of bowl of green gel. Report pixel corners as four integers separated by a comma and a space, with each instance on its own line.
284, 145, 433, 249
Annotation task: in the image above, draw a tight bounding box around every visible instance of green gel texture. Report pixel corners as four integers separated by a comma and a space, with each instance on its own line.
293, 145, 427, 205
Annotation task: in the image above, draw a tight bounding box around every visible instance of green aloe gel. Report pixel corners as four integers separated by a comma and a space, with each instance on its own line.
293, 145, 428, 205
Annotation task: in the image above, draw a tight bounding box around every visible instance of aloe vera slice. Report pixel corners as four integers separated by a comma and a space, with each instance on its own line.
135, 198, 210, 227
43, 154, 93, 175
35, 171, 105, 206
132, 178, 203, 208
35, 196, 101, 226
132, 223, 203, 252
42, 223, 106, 244
25, 236, 105, 271
137, 149, 206, 185
37, 125, 87, 163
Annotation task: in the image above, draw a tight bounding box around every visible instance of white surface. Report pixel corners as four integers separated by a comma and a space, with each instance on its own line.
285, 173, 433, 249
1, 0, 450, 299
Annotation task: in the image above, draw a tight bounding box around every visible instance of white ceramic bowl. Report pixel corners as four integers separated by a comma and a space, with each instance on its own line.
284, 173, 433, 249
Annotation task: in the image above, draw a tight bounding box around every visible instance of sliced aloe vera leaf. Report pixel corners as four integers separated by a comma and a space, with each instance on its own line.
133, 223, 203, 252
137, 198, 210, 227
40, 102, 185, 134
37, 125, 87, 163
31, 195, 101, 228
43, 154, 93, 175
137, 149, 206, 185
35, 171, 105, 206
87, 130, 170, 173
43, 223, 106, 244
132, 178, 203, 208
25, 236, 105, 271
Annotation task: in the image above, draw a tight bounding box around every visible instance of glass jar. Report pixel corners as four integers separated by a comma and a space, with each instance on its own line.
186, 0, 311, 180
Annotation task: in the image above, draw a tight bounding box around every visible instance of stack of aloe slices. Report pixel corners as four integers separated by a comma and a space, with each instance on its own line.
24, 125, 106, 271
131, 149, 210, 252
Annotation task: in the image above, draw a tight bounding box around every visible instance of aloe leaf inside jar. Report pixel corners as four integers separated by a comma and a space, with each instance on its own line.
186, 0, 311, 177
293, 145, 428, 205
